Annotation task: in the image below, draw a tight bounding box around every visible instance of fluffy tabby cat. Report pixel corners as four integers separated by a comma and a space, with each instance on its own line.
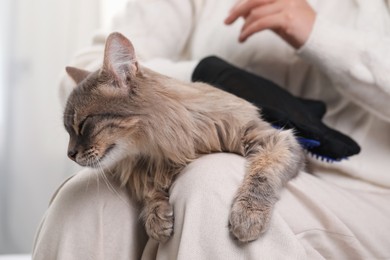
64, 32, 304, 243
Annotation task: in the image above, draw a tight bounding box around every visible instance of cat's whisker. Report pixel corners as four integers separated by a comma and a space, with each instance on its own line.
78, 157, 91, 193
95, 161, 108, 189
98, 165, 110, 190
85, 166, 92, 193
96, 160, 130, 206
95, 162, 105, 195
91, 158, 100, 194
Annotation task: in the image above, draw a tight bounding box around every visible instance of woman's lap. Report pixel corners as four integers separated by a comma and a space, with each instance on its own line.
32, 153, 390, 260
32, 168, 148, 260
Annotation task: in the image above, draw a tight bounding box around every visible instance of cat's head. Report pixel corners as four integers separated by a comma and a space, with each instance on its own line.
64, 32, 143, 169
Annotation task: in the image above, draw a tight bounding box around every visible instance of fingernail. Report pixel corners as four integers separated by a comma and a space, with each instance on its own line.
224, 16, 234, 25
239, 35, 246, 43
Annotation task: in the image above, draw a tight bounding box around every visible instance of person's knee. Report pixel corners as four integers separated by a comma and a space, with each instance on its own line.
49, 168, 132, 214
34, 171, 147, 259
170, 153, 246, 204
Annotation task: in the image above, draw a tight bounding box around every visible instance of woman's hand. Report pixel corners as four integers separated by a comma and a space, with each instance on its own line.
225, 0, 316, 49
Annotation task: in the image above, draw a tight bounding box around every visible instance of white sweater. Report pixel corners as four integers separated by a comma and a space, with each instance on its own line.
62, 0, 390, 189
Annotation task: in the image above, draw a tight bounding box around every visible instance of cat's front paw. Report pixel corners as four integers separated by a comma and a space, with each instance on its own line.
144, 201, 174, 243
229, 199, 272, 242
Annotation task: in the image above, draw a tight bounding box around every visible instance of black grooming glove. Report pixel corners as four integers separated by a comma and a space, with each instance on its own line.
192, 56, 361, 161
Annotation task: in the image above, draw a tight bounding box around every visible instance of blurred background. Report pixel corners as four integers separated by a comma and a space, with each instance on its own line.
0, 0, 128, 254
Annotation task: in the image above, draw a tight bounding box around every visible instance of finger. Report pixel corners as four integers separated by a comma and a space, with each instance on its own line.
228, 0, 247, 14
241, 2, 282, 32
225, 0, 252, 25
239, 13, 285, 42
225, 0, 276, 25
228, 0, 248, 13
225, 0, 274, 24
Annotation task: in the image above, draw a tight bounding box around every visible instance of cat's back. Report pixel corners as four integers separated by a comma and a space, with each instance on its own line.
179, 80, 260, 123
143, 66, 260, 124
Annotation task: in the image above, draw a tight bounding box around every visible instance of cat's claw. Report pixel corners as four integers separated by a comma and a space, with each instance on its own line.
229, 200, 272, 242
145, 202, 174, 243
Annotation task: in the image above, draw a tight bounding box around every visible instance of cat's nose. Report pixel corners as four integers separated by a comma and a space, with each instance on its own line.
67, 149, 78, 161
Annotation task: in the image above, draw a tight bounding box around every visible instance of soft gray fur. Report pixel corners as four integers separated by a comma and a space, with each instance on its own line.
64, 32, 304, 243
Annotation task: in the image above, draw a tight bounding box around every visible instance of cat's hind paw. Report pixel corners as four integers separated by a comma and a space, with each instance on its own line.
229, 200, 272, 242
144, 201, 174, 243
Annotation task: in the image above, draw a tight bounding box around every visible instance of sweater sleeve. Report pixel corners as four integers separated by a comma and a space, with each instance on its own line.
110, 0, 196, 61
59, 0, 201, 106
297, 15, 390, 122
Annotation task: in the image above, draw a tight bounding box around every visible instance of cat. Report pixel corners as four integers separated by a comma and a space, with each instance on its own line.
64, 32, 304, 243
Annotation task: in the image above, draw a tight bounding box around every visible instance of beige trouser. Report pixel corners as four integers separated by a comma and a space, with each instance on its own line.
32, 153, 390, 260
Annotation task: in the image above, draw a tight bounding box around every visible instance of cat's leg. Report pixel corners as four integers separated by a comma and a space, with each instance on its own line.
142, 188, 174, 243
229, 120, 304, 242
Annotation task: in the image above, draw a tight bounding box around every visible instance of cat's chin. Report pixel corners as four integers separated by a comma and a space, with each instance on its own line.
86, 159, 118, 171
89, 142, 133, 170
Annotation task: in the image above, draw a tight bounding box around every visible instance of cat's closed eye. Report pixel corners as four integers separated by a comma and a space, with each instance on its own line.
78, 114, 134, 137
78, 116, 91, 135
77, 115, 109, 137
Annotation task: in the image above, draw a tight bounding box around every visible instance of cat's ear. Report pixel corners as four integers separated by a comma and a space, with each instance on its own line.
103, 32, 138, 84
65, 67, 91, 85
